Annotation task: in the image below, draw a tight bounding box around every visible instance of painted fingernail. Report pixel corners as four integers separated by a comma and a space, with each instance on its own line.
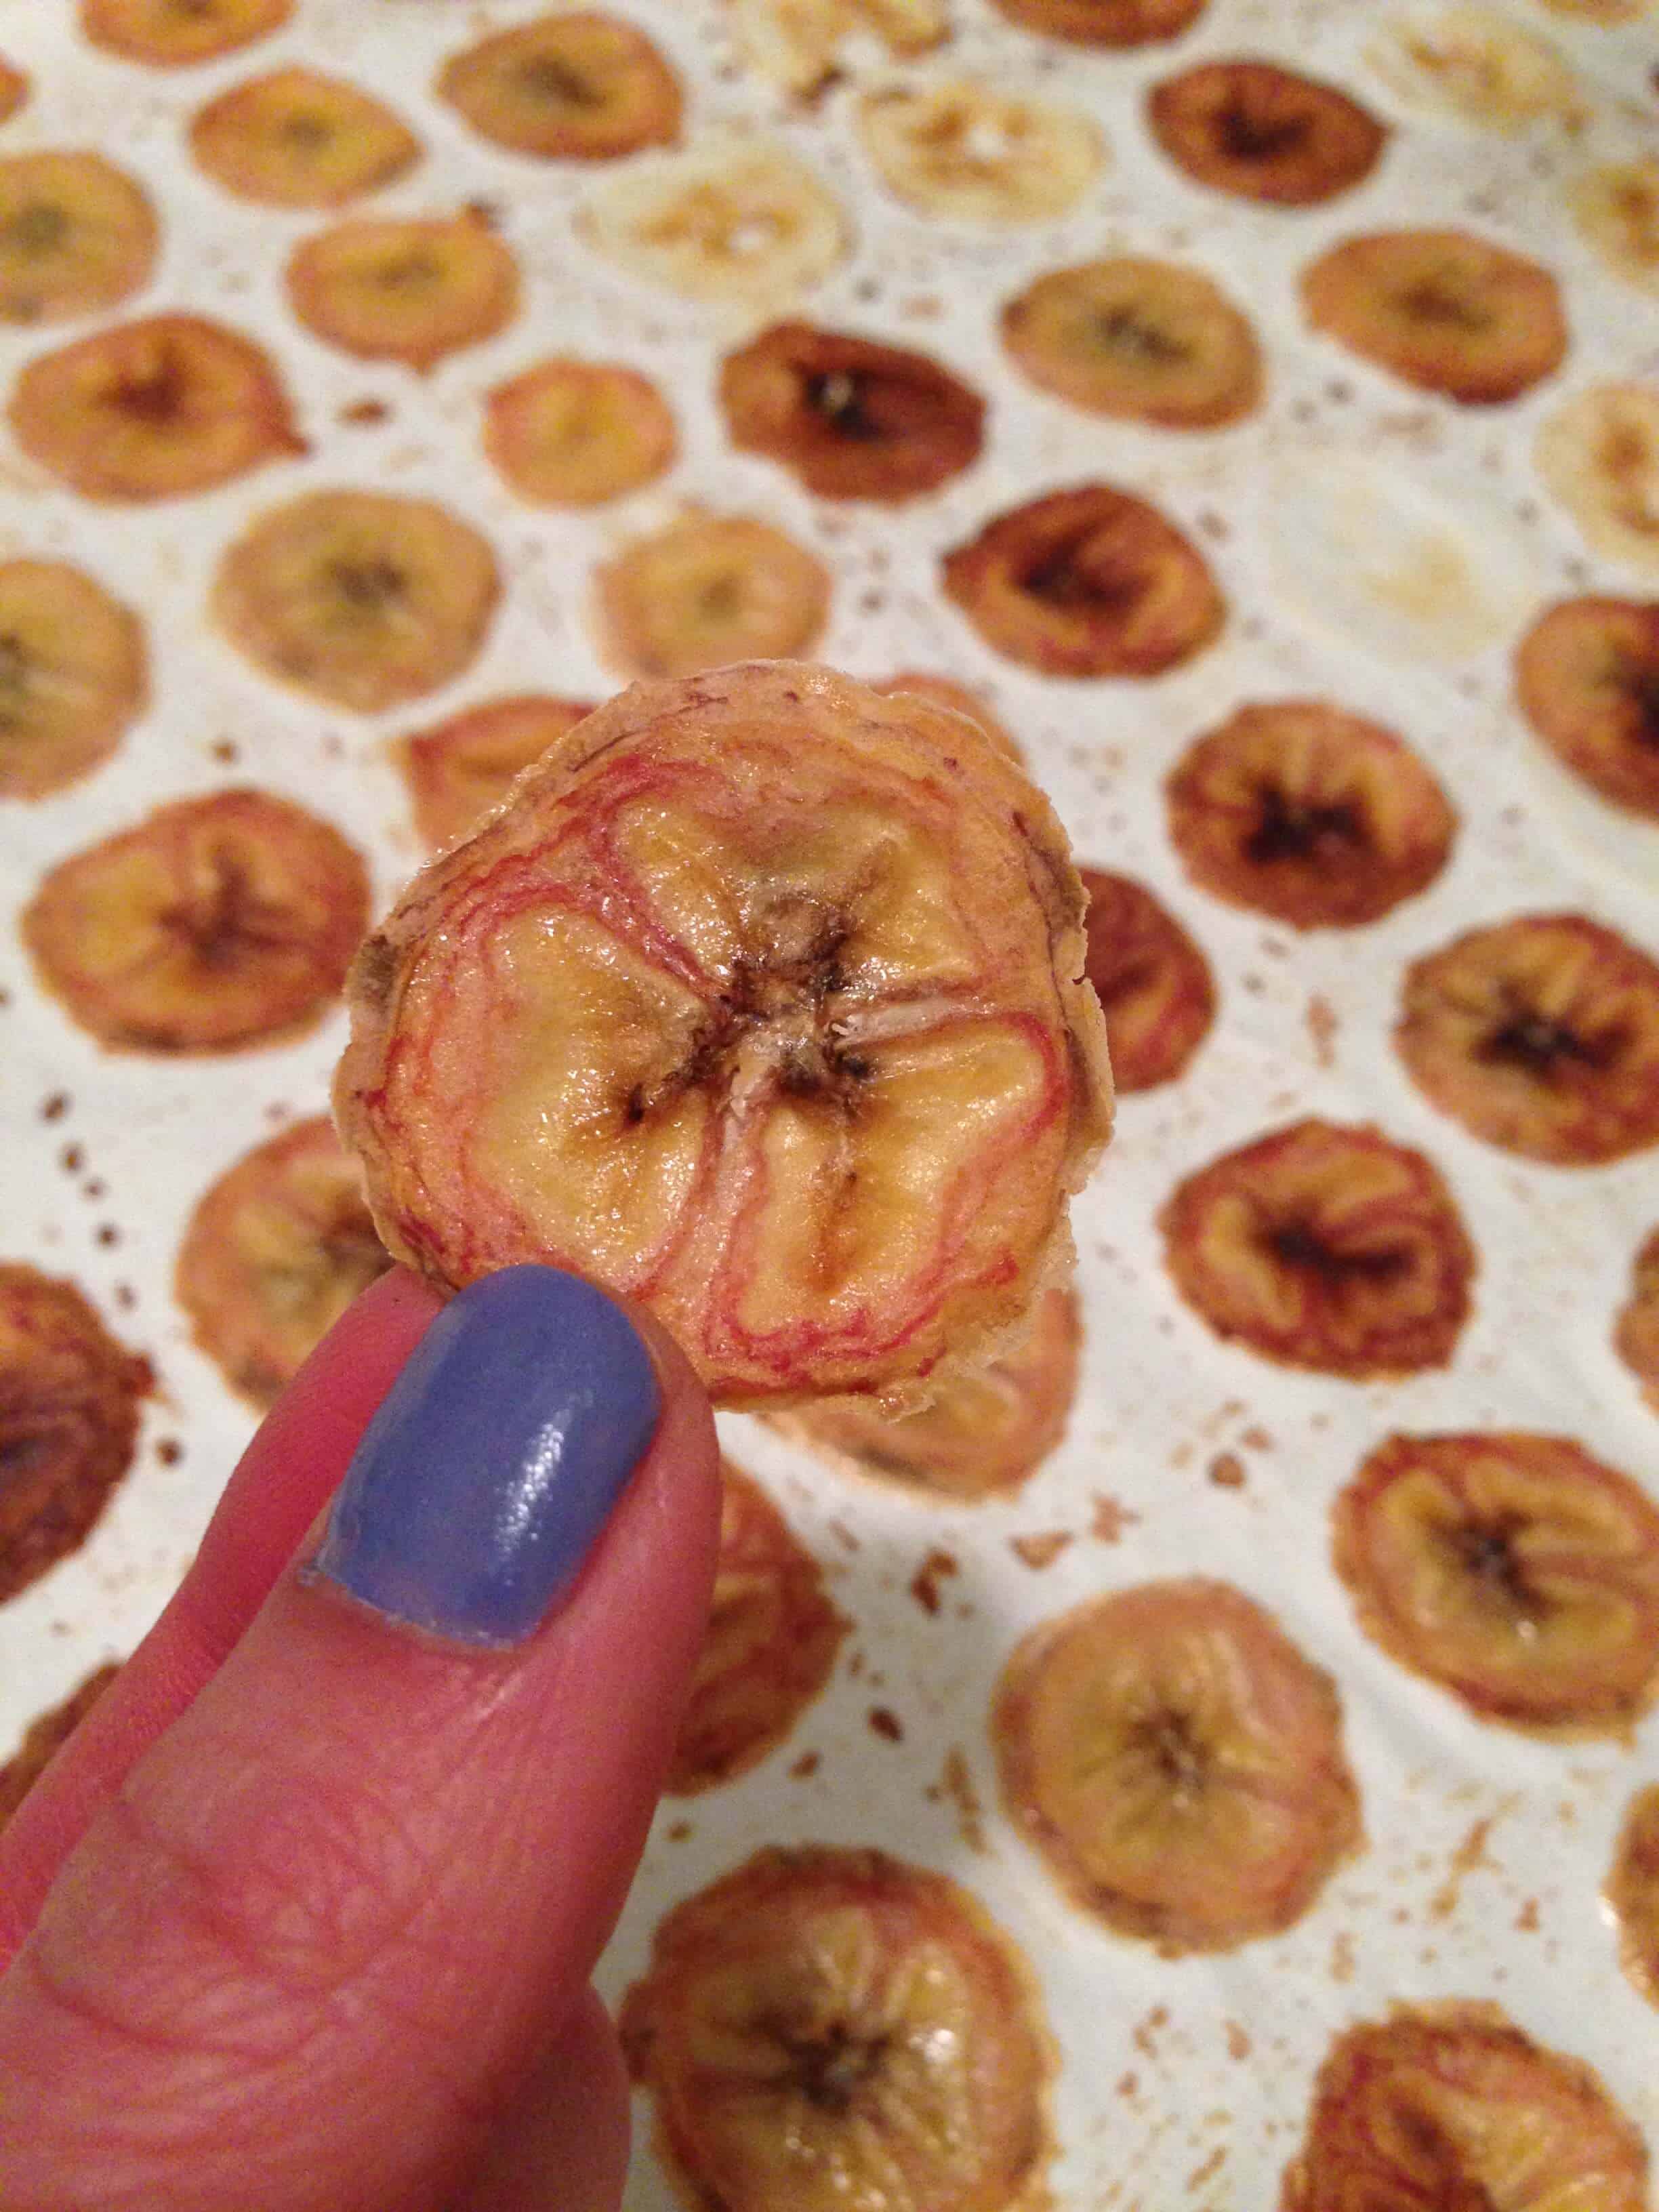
310, 1265, 660, 1647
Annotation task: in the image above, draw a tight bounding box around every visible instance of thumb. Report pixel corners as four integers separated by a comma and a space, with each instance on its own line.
0, 1265, 721, 2212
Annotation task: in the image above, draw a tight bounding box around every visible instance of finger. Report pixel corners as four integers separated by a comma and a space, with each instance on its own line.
0, 1267, 445, 1960
453, 1986, 630, 2212
0, 1266, 721, 2212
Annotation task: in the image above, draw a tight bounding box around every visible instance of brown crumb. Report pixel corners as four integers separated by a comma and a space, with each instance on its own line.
1240, 1425, 1273, 1451
209, 739, 239, 764
665, 1819, 692, 1841
1208, 1452, 1246, 1490
59, 1145, 83, 1174
939, 1744, 985, 1851
867, 1705, 903, 1742
40, 1093, 69, 1122
155, 1438, 183, 1465
1329, 1929, 1355, 1982
910, 1547, 958, 1615
1225, 2020, 1252, 2060
340, 397, 390, 426
1429, 1810, 1502, 1921
1011, 1530, 1073, 1569
1134, 2005, 1170, 2059
789, 1750, 820, 1779
1307, 991, 1340, 1068
1516, 1897, 1540, 1932
1090, 1492, 1140, 1542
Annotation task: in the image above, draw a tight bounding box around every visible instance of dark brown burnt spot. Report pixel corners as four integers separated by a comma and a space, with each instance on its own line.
1268, 1218, 1409, 1289
1093, 307, 1188, 367
1021, 533, 1139, 613
353, 932, 399, 1013
519, 55, 604, 110
329, 556, 407, 616
1478, 996, 1621, 1080
1213, 94, 1307, 164
161, 848, 292, 970
804, 369, 883, 441
1616, 657, 1659, 748
1451, 1513, 1542, 1624
111, 343, 188, 426
1129, 1706, 1208, 1805
783, 2024, 887, 2115
3, 201, 68, 256
1246, 784, 1368, 867
1397, 278, 1490, 333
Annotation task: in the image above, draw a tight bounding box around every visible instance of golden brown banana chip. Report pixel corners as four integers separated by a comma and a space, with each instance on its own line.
213, 490, 500, 714
1615, 1227, 1659, 1410
990, 0, 1206, 41
287, 212, 519, 374
1166, 701, 1456, 928
0, 1267, 150, 1605
1515, 596, 1659, 821
1302, 228, 1568, 404
1534, 0, 1645, 16
175, 1116, 389, 1410
0, 558, 146, 801
994, 1578, 1360, 1953
621, 1845, 1054, 2212
855, 77, 1104, 224
436, 11, 682, 161
1607, 1786, 1659, 2009
733, 0, 949, 97
24, 789, 370, 1054
0, 1664, 120, 1835
1366, 8, 1586, 132
1001, 255, 1261, 430
1536, 383, 1659, 575
1148, 60, 1387, 205
1161, 1118, 1475, 1378
1334, 1431, 1659, 1735
8, 312, 303, 502
398, 694, 597, 851
0, 59, 28, 125
1282, 2006, 1650, 2212
869, 674, 1022, 762
81, 0, 292, 66
1395, 914, 1659, 1166
0, 154, 157, 325
335, 661, 1113, 1407
1572, 160, 1659, 298
594, 514, 831, 678
1080, 868, 1215, 1091
668, 1462, 848, 1793
718, 322, 985, 501
484, 359, 676, 508
189, 68, 422, 209
942, 485, 1225, 679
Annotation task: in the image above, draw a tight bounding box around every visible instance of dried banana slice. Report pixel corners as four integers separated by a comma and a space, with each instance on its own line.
943, 485, 1225, 679
0, 1664, 119, 1835
335, 661, 1113, 1407
718, 321, 984, 501
1161, 1118, 1475, 1378
287, 212, 519, 374
668, 1461, 847, 1793
1395, 914, 1659, 1166
1302, 228, 1568, 405
1148, 61, 1387, 205
1080, 868, 1215, 1091
1166, 701, 1456, 929
773, 1283, 1082, 1500
1607, 1786, 1659, 2009
176, 1115, 389, 1410
1282, 2005, 1650, 2212
1535, 0, 1645, 17
994, 1578, 1361, 1953
990, 0, 1206, 42
484, 359, 676, 508
398, 693, 596, 850
0, 558, 146, 801
871, 673, 1023, 763
1536, 383, 1659, 575
24, 789, 370, 1054
8, 312, 302, 503
1366, 7, 1586, 132
0, 1267, 149, 1604
0, 60, 28, 125
189, 68, 422, 209
1515, 596, 1659, 822
1572, 160, 1659, 298
1615, 1227, 1659, 1410
0, 154, 157, 326
1334, 1431, 1659, 1735
437, 11, 682, 161
1001, 256, 1261, 431
213, 490, 500, 714
594, 513, 830, 678
855, 77, 1104, 224
732, 0, 950, 98
621, 1845, 1054, 2212
81, 0, 292, 66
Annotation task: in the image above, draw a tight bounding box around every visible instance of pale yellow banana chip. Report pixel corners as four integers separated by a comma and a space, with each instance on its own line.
732, 0, 950, 97
1536, 382, 1659, 575
855, 76, 1105, 223
1366, 7, 1586, 131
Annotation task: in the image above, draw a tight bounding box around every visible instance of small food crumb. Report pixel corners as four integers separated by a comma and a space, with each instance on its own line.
210, 739, 239, 764
666, 1819, 692, 1841
40, 1092, 69, 1122
155, 1438, 183, 1466
1329, 1929, 1355, 1983
1516, 1898, 1540, 1932
1225, 2020, 1252, 2060
910, 1548, 958, 1614
939, 1744, 985, 1851
340, 397, 390, 426
868, 1705, 903, 1742
1090, 1492, 1140, 1542
1010, 1530, 1072, 1568
59, 1145, 83, 1174
1240, 1425, 1273, 1451
1208, 1452, 1246, 1490
789, 1750, 820, 1779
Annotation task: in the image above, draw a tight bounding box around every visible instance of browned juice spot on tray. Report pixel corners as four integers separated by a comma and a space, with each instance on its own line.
1148, 60, 1387, 205
1080, 869, 1216, 1090
0, 558, 146, 801
190, 68, 421, 209
436, 12, 682, 161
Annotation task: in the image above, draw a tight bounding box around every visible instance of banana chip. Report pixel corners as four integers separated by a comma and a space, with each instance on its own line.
0, 558, 146, 802
0, 1665, 119, 1836
1515, 595, 1659, 822
437, 11, 682, 161
1148, 60, 1387, 205
287, 211, 520, 373
0, 59, 28, 125
398, 695, 596, 851
870, 673, 1023, 762
190, 68, 422, 209
0, 153, 157, 326
1536, 382, 1659, 575
1572, 159, 1659, 298
1002, 255, 1261, 429
1080, 869, 1216, 1092
1615, 1227, 1659, 1411
1607, 1787, 1659, 2010
594, 513, 830, 677
485, 359, 676, 508
1366, 7, 1586, 131
732, 0, 949, 98
80, 0, 292, 66
855, 77, 1104, 224
990, 0, 1206, 41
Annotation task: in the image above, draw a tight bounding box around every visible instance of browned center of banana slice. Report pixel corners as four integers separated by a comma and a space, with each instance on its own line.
1607, 1785, 1659, 2011
189, 68, 422, 209
1161, 1118, 1475, 1377
1333, 1431, 1659, 1734
594, 514, 832, 678
669, 1462, 847, 1794
1615, 1227, 1659, 1410
870, 674, 1023, 763
0, 558, 146, 802
854, 78, 1104, 225
485, 359, 676, 509
773, 1282, 1082, 1500
335, 662, 1112, 1407
943, 485, 1225, 679
994, 1578, 1360, 1953
8, 312, 302, 502
1395, 914, 1659, 1166
1281, 2005, 1652, 2212
719, 323, 985, 503
1536, 383, 1659, 575
1001, 256, 1262, 430
287, 212, 519, 373
0, 1266, 150, 1605
24, 788, 370, 1054
621, 1845, 1054, 2212
1166, 701, 1456, 928
0, 1663, 119, 1835
1516, 596, 1659, 821
0, 60, 28, 125
398, 694, 597, 851
1080, 868, 1216, 1091
1572, 159, 1659, 295
0, 153, 157, 325
1148, 60, 1388, 204
81, 0, 293, 66
1302, 228, 1568, 404
436, 12, 682, 161
175, 1115, 389, 1409
990, 0, 1208, 43
213, 490, 500, 713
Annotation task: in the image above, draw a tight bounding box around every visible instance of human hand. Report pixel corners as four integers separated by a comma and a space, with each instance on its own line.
0, 1265, 722, 2212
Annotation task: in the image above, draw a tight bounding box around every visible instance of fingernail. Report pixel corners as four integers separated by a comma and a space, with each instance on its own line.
310, 1266, 660, 1647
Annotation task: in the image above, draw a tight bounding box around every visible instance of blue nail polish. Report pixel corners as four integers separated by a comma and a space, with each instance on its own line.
311, 1267, 660, 1647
